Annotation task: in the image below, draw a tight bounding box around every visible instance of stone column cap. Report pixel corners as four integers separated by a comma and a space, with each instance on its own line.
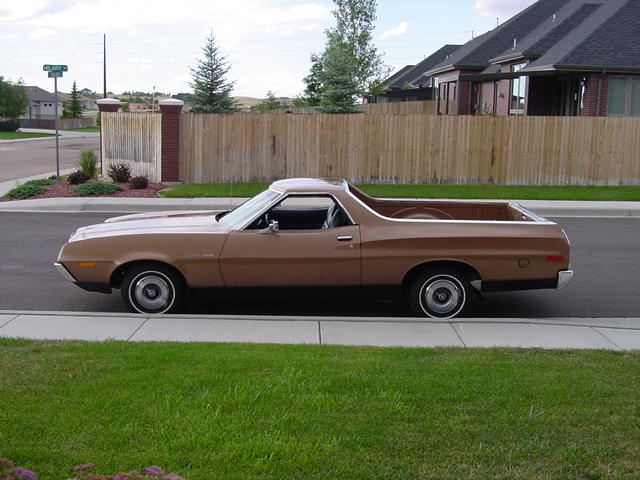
159, 99, 185, 106
96, 98, 121, 105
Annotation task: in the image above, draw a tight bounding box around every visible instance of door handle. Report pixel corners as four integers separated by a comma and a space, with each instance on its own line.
336, 235, 353, 242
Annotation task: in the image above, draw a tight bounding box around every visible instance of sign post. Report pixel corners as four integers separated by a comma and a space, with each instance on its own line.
43, 65, 68, 183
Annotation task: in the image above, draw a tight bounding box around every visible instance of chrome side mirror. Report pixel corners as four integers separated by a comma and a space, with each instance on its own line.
258, 220, 279, 235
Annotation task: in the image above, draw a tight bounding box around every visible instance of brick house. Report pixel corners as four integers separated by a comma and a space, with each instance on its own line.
422, 0, 640, 116
369, 45, 461, 103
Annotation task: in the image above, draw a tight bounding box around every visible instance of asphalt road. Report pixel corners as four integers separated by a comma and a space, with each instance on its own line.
1, 212, 638, 318
0, 135, 99, 181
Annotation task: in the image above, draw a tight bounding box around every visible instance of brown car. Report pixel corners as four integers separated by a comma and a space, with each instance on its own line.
55, 178, 573, 318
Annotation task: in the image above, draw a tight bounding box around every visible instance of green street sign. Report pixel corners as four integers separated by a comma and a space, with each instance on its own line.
48, 71, 63, 78
43, 64, 68, 73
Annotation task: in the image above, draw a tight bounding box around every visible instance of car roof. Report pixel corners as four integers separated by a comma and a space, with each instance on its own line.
269, 178, 347, 194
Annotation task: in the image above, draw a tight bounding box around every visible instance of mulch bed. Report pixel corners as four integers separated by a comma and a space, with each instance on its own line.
0, 180, 166, 202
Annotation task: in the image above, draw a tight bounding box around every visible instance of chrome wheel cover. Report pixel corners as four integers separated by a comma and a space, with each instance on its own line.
419, 275, 465, 318
130, 271, 174, 313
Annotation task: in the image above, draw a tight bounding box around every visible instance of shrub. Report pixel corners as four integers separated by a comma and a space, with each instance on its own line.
107, 162, 132, 183
77, 150, 98, 177
67, 169, 91, 185
3, 179, 54, 199
0, 119, 20, 132
74, 182, 123, 196
129, 175, 149, 189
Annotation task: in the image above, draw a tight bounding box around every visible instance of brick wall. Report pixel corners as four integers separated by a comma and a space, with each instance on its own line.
582, 74, 609, 116
159, 103, 182, 182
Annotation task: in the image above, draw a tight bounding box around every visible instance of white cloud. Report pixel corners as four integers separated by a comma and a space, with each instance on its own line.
0, 33, 19, 40
475, 0, 535, 18
0, 0, 47, 21
27, 28, 58, 40
378, 21, 409, 40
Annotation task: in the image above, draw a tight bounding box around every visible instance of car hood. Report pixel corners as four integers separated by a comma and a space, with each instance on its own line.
70, 210, 231, 241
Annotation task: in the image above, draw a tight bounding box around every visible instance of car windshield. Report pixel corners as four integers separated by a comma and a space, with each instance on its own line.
218, 188, 281, 229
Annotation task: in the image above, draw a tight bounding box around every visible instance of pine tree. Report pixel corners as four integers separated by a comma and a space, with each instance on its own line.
316, 44, 362, 113
251, 91, 282, 111
189, 34, 237, 113
68, 81, 83, 118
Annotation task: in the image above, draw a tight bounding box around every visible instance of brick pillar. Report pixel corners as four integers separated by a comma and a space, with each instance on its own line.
96, 99, 121, 177
582, 74, 609, 117
159, 99, 184, 183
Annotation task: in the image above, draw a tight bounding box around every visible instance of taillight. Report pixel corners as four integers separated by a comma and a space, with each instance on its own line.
547, 256, 564, 262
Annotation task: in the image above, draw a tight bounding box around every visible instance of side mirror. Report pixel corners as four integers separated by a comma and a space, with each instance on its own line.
258, 220, 279, 235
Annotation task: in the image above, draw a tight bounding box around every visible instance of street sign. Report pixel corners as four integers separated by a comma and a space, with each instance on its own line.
43, 64, 68, 72
48, 71, 63, 78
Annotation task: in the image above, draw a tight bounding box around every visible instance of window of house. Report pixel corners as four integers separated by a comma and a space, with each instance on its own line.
607, 77, 640, 117
510, 63, 527, 115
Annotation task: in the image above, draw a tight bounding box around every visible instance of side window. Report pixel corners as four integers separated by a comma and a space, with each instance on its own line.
246, 195, 352, 230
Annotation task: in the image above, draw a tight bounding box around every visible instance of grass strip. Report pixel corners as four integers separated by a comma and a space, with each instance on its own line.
159, 182, 640, 201
0, 132, 56, 140
1, 339, 639, 479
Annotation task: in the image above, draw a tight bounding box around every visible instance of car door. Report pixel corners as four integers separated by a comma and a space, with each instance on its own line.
219, 196, 361, 287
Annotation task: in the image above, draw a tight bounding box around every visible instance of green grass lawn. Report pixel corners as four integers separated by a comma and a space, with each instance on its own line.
65, 126, 99, 132
159, 182, 640, 201
1, 339, 639, 479
0, 131, 56, 140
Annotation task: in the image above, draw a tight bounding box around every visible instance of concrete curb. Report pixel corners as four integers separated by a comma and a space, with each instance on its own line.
1, 197, 640, 218
1, 311, 639, 349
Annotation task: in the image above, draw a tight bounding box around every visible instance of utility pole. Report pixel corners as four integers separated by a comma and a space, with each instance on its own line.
103, 34, 107, 98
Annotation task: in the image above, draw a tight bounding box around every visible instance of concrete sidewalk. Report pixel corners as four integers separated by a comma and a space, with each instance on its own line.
1, 196, 640, 217
1, 311, 639, 350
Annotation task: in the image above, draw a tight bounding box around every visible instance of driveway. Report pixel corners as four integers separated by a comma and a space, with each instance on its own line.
0, 134, 99, 182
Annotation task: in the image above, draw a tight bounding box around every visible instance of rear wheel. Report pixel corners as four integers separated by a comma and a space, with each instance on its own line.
409, 268, 473, 318
121, 264, 185, 314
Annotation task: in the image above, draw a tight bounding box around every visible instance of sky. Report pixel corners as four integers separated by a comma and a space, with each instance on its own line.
0, 0, 536, 98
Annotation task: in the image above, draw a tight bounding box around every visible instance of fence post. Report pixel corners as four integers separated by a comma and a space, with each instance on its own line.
159, 99, 184, 183
96, 98, 121, 176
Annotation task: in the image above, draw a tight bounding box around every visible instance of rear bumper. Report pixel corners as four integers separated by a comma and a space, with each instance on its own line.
475, 269, 574, 293
556, 269, 574, 290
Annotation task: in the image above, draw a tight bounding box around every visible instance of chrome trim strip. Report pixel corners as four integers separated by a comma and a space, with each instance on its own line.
54, 262, 76, 283
556, 270, 574, 290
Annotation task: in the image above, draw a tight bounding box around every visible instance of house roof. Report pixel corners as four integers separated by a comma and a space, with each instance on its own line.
426, 0, 575, 75
385, 45, 462, 89
528, 0, 640, 72
24, 86, 57, 102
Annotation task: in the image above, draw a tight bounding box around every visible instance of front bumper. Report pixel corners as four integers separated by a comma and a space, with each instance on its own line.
54, 262, 76, 283
556, 269, 574, 290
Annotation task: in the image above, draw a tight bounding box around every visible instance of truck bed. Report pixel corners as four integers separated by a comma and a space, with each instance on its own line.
348, 187, 543, 222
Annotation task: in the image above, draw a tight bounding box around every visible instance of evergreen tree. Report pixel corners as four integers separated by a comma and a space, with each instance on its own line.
251, 91, 282, 111
316, 44, 362, 113
189, 34, 238, 113
67, 81, 83, 118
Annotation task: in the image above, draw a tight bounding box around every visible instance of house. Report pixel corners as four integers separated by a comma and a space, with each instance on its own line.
58, 92, 98, 111
22, 86, 62, 119
424, 0, 640, 116
369, 45, 461, 103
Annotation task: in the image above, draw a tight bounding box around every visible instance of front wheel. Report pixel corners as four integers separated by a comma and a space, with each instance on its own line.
409, 268, 473, 318
121, 264, 185, 314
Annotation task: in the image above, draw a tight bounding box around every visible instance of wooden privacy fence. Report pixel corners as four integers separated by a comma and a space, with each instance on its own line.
102, 112, 162, 182
252, 100, 439, 115
179, 114, 640, 185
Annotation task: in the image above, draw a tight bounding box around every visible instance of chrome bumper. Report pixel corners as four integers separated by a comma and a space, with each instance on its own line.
557, 270, 574, 290
54, 262, 76, 283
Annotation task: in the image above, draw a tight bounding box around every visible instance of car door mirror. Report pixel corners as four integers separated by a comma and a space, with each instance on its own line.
258, 220, 279, 235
